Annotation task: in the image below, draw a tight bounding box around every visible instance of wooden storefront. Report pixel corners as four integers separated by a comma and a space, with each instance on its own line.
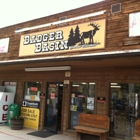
0, 0, 140, 139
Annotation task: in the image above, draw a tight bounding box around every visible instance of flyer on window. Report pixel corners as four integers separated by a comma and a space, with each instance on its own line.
70, 105, 77, 111
87, 97, 94, 110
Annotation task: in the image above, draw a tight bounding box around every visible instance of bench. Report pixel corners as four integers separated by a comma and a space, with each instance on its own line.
74, 113, 110, 140
132, 120, 140, 140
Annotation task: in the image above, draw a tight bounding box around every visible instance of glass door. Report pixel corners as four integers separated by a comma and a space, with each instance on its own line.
70, 82, 95, 130
109, 83, 140, 139
44, 82, 63, 133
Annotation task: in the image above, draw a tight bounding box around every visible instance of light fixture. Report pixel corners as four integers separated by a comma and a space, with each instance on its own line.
89, 83, 95, 84
111, 86, 121, 88
111, 83, 118, 85
15, 10, 106, 33
72, 85, 79, 87
25, 66, 71, 71
82, 82, 95, 84
60, 84, 63, 86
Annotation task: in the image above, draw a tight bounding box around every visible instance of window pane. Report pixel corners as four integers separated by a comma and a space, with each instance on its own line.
24, 82, 41, 101
70, 82, 95, 130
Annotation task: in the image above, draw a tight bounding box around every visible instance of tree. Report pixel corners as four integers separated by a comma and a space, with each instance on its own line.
67, 28, 75, 46
74, 25, 81, 44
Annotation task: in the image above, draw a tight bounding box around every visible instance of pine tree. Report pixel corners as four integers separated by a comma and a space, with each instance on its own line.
74, 25, 81, 43
67, 28, 75, 46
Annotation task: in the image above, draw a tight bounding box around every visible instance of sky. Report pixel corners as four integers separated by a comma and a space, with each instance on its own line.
0, 0, 103, 28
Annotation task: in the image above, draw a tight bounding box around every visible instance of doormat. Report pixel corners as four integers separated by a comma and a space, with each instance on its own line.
81, 134, 99, 140
27, 130, 55, 138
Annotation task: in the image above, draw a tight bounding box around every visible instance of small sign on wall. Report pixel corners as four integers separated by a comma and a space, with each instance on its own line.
129, 12, 140, 37
0, 38, 10, 53
97, 97, 106, 104
39, 93, 45, 99
64, 80, 69, 84
65, 71, 71, 77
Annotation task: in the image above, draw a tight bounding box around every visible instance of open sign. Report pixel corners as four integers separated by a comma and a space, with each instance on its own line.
30, 87, 38, 92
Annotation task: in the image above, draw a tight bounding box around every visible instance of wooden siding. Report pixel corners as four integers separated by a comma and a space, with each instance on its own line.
0, 0, 140, 136
0, 0, 140, 61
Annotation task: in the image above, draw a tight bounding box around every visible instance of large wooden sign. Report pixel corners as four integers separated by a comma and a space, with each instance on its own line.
19, 19, 106, 56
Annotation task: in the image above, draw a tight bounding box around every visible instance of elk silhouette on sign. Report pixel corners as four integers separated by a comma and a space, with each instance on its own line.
81, 23, 100, 45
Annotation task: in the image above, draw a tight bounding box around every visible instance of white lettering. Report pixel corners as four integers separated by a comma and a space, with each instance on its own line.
42, 43, 49, 52
56, 30, 63, 40
37, 34, 42, 43
60, 40, 68, 50
49, 32, 55, 41
24, 35, 30, 45
30, 35, 36, 44
49, 42, 55, 51
43, 34, 48, 42
35, 43, 42, 53
24, 30, 70, 53
55, 42, 60, 51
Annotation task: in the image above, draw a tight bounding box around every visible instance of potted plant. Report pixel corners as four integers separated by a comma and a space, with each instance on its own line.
10, 116, 24, 130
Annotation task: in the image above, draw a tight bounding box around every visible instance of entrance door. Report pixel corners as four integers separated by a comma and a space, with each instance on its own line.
44, 82, 63, 133
109, 83, 140, 139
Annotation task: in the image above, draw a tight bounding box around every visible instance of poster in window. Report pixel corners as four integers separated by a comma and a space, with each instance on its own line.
70, 105, 77, 111
50, 93, 55, 99
87, 97, 94, 110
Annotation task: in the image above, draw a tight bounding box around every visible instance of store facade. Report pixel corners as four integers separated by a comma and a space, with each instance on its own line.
0, 0, 140, 139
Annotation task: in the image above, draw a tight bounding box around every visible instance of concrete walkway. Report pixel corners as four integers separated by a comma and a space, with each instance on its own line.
0, 124, 75, 140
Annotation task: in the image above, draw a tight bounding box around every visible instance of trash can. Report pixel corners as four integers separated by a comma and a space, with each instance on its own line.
7, 103, 20, 126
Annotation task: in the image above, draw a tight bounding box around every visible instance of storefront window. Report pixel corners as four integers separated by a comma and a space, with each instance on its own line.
110, 83, 140, 139
70, 82, 95, 129
24, 82, 42, 101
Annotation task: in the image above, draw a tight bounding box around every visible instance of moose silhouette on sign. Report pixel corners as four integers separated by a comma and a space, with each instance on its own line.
81, 23, 100, 45
67, 22, 101, 46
